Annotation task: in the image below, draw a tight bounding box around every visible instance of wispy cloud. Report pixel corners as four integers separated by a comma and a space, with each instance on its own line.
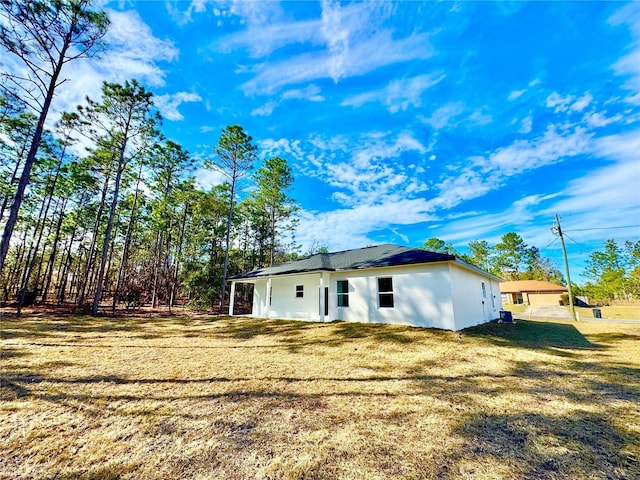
609, 2, 640, 105
419, 102, 492, 130
519, 115, 533, 133
420, 102, 465, 129
241, 30, 434, 95
341, 73, 445, 112
545, 91, 593, 113
166, 0, 211, 26
432, 125, 592, 209
251, 85, 325, 116
32, 9, 179, 125
100, 9, 179, 86
295, 199, 438, 251
508, 89, 526, 101
216, 1, 434, 95
416, 128, 640, 255
155, 92, 202, 121
262, 130, 428, 208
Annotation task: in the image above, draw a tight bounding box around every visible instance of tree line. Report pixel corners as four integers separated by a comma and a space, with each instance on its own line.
424, 235, 640, 303
0, 1, 297, 313
2, 1, 637, 314
423, 233, 565, 284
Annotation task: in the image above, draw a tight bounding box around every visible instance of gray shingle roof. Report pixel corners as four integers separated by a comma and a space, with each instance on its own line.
230, 244, 455, 279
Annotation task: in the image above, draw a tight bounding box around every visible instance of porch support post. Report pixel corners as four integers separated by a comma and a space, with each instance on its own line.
319, 273, 325, 323
229, 281, 236, 316
264, 277, 272, 318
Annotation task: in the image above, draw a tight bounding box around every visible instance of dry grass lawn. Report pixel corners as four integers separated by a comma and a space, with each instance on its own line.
1, 312, 639, 479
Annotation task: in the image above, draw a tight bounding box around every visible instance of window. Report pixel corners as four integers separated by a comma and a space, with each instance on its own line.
337, 280, 349, 307
296, 285, 304, 298
378, 277, 394, 308
482, 282, 487, 299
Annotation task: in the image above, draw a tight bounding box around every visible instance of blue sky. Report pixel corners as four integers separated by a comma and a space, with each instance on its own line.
46, 1, 640, 282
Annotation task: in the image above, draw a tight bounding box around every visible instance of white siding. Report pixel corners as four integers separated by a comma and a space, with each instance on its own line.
330, 264, 457, 330
263, 274, 323, 321
449, 264, 500, 330
251, 278, 268, 317
241, 261, 501, 331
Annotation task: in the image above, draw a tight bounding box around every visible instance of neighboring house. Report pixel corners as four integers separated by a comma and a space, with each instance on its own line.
229, 244, 503, 331
500, 280, 568, 306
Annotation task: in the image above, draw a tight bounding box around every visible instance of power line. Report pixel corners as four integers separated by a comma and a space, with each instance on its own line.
563, 233, 594, 255
565, 224, 640, 232
538, 236, 559, 252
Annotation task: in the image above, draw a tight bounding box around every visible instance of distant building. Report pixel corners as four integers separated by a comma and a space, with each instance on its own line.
229, 244, 502, 331
500, 280, 567, 306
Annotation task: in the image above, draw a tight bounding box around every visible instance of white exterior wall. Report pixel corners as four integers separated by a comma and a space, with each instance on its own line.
330, 264, 457, 329
251, 278, 268, 318
267, 274, 322, 321
241, 262, 501, 331
449, 264, 502, 330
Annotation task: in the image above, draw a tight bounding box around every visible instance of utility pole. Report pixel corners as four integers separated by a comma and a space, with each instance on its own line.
553, 214, 577, 321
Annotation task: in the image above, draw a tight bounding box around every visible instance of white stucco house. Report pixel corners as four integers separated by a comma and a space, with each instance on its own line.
229, 244, 503, 331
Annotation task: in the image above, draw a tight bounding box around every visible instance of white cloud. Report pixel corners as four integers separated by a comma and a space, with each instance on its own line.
99, 9, 179, 86
166, 0, 211, 26
421, 102, 465, 130
546, 91, 594, 114
582, 111, 623, 128
570, 92, 593, 112
241, 29, 434, 95
519, 115, 533, 133
282, 85, 325, 102
320, 0, 352, 81
261, 130, 428, 208
609, 2, 640, 105
432, 125, 592, 210
10, 8, 180, 128
295, 198, 438, 251
546, 92, 575, 113
425, 128, 640, 261
251, 85, 325, 116
508, 89, 526, 101
225, 1, 434, 95
420, 102, 492, 130
468, 108, 493, 126
251, 101, 278, 117
539, 129, 640, 237
154, 92, 202, 121
487, 126, 591, 175
219, 18, 319, 57
259, 138, 305, 161
193, 166, 227, 191
342, 73, 445, 112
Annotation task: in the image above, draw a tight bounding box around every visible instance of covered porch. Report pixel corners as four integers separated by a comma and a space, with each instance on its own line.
229, 271, 332, 321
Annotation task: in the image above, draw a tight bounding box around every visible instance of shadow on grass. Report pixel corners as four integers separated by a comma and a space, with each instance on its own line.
208, 317, 440, 353
328, 321, 422, 345
212, 317, 318, 341
463, 319, 600, 355
451, 411, 636, 478
3, 313, 447, 351
0, 312, 216, 342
